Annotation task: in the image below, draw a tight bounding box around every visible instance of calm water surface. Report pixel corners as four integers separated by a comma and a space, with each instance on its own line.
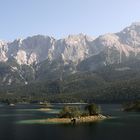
0, 104, 140, 140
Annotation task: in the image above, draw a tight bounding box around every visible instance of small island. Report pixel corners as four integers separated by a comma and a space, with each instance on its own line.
46, 103, 107, 124
123, 100, 140, 112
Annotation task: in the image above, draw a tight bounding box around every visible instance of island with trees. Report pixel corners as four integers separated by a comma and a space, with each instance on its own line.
46, 103, 107, 124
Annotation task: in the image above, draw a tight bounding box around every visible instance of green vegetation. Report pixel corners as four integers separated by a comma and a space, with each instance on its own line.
59, 103, 101, 118
85, 104, 101, 115
59, 106, 81, 118
0, 59, 140, 103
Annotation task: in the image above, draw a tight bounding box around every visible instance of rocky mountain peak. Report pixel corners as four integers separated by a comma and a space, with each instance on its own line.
1, 23, 140, 85
0, 22, 140, 66
117, 23, 140, 48
131, 22, 140, 26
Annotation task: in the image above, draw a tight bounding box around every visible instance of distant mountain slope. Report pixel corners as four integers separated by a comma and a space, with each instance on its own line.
0, 23, 140, 102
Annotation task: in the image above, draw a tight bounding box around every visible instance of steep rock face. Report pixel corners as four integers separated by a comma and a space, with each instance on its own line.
0, 23, 140, 85
4, 23, 140, 67
78, 23, 140, 70
0, 23, 140, 67
3, 34, 95, 65
116, 22, 140, 58
7, 35, 56, 65
0, 41, 8, 62
54, 34, 95, 64
117, 22, 140, 46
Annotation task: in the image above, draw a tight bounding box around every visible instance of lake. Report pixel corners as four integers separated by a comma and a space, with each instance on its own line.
0, 104, 140, 140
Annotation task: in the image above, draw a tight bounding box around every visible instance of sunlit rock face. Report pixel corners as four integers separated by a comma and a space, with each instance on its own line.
7, 35, 55, 65
53, 34, 95, 64
0, 34, 95, 65
1, 23, 140, 85
0, 23, 140, 66
0, 40, 8, 62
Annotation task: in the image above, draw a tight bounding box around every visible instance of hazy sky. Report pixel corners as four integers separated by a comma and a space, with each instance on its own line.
0, 0, 140, 41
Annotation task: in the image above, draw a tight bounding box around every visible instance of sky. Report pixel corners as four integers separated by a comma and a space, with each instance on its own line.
0, 0, 140, 41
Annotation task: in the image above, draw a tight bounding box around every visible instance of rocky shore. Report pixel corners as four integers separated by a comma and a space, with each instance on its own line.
46, 114, 107, 124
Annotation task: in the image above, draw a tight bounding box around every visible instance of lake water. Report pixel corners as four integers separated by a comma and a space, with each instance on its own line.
0, 104, 140, 140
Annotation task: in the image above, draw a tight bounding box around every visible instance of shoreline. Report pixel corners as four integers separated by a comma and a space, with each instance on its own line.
18, 114, 108, 125
43, 114, 107, 124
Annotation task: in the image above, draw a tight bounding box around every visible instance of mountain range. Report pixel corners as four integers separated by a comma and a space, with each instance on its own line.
0, 23, 140, 102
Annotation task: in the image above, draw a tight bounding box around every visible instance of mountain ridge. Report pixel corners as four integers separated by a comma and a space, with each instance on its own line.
0, 22, 140, 92
0, 23, 140, 66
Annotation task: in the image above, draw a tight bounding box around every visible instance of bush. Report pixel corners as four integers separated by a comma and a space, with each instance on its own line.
59, 106, 81, 118
85, 103, 101, 115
